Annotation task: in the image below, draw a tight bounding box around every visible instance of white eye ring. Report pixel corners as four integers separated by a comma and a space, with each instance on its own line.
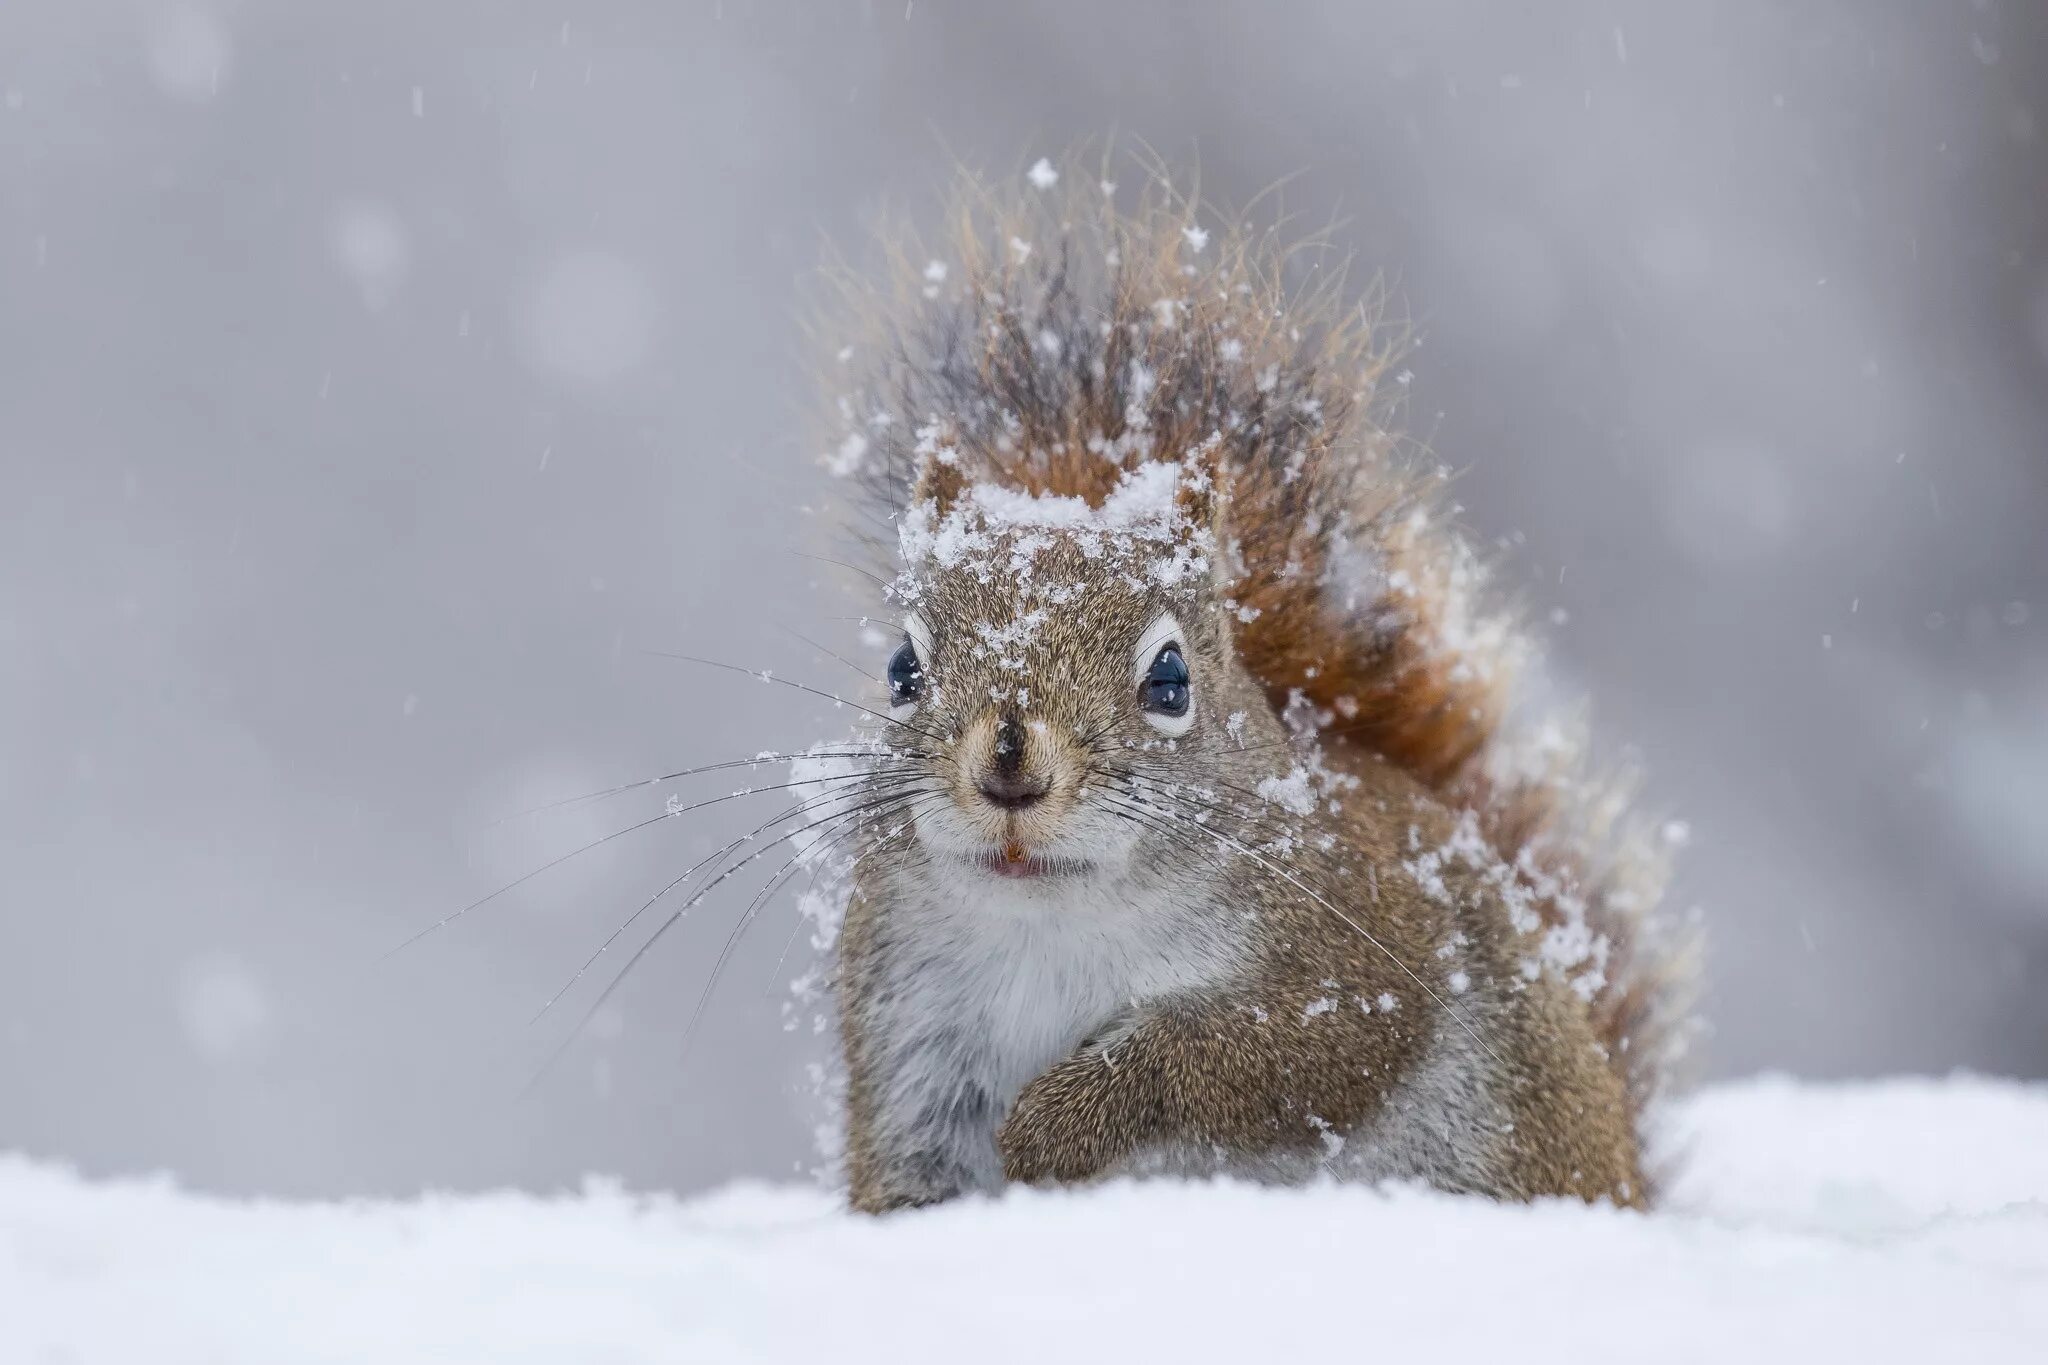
888, 612, 934, 719
1132, 611, 1195, 737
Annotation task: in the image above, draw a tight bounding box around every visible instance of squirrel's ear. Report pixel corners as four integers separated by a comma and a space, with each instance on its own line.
1172, 443, 1244, 601
1173, 438, 1233, 549
909, 433, 968, 518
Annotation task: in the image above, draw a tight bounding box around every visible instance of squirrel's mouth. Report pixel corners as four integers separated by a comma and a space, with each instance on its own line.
972, 839, 1089, 880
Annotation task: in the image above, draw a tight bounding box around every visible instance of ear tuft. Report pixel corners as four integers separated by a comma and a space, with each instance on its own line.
910, 423, 968, 516
1173, 436, 1235, 576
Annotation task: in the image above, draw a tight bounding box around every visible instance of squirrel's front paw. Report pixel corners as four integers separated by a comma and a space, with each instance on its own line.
998, 1063, 1107, 1185
1001, 1020, 1163, 1187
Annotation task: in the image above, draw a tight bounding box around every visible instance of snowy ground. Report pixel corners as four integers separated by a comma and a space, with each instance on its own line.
4, 1077, 2044, 1364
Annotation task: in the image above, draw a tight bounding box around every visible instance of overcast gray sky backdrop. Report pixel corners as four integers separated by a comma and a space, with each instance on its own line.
3, 0, 2045, 1198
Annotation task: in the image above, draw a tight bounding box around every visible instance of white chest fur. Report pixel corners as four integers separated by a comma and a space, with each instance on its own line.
858, 858, 1245, 1192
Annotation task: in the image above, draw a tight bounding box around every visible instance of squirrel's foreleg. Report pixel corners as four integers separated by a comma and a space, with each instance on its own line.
998, 991, 1402, 1186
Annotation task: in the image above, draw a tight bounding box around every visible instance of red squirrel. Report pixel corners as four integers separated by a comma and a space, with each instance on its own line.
806, 158, 1695, 1213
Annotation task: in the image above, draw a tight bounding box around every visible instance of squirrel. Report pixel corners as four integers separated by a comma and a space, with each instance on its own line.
803, 157, 1695, 1215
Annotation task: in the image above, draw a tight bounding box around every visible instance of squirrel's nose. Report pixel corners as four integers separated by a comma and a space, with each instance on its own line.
978, 770, 1049, 811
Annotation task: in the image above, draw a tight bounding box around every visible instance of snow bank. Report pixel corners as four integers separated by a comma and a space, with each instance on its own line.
4, 1077, 2043, 1364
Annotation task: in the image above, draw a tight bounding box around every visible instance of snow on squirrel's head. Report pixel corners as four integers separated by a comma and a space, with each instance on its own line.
863, 444, 1290, 884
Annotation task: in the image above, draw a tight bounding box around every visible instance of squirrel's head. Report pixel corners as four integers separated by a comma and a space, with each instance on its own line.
871, 454, 1283, 887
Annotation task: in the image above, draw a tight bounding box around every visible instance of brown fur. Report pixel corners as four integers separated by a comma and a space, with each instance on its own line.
987, 754, 1648, 1207
813, 154, 1695, 1206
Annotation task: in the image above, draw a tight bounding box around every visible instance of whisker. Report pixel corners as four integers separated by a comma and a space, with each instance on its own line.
681, 790, 944, 1060
485, 744, 926, 827
1088, 763, 1307, 848
527, 773, 933, 1023
786, 548, 889, 590
1090, 758, 1316, 836
777, 625, 883, 689
531, 829, 761, 1025
1092, 791, 1257, 872
519, 786, 929, 1096
642, 649, 948, 748
765, 847, 851, 998
520, 811, 873, 1098
817, 612, 907, 630
1109, 787, 1504, 1067
382, 766, 921, 961
1204, 733, 1313, 757
757, 831, 897, 1001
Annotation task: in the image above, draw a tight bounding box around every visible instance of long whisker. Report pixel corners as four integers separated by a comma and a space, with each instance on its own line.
1202, 733, 1314, 758
382, 766, 919, 961
527, 774, 933, 1023
1109, 786, 1503, 1067
751, 823, 926, 1016
1089, 755, 1340, 845
1088, 751, 1297, 812
519, 786, 928, 1096
642, 649, 948, 747
486, 744, 925, 827
1092, 790, 1263, 874
778, 625, 882, 689
817, 612, 907, 630
519, 810, 873, 1099
681, 790, 944, 1061
787, 548, 889, 589
758, 830, 898, 1001
1088, 762, 1310, 848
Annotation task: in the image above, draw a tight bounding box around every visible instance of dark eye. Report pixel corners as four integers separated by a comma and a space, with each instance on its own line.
1141, 644, 1190, 717
887, 637, 924, 706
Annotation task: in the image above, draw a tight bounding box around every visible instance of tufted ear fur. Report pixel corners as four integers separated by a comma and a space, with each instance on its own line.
1172, 435, 1239, 594
910, 428, 968, 517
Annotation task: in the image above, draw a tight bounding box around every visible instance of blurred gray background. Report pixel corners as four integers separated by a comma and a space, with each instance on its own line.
3, 0, 2044, 1199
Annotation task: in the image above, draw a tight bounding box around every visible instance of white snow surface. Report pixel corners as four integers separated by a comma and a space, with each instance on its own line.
4, 1076, 2044, 1363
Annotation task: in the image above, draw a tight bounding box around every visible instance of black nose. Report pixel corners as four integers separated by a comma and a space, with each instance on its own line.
979, 770, 1049, 810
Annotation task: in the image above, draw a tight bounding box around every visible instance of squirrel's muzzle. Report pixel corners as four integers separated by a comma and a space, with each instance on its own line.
956, 710, 1064, 816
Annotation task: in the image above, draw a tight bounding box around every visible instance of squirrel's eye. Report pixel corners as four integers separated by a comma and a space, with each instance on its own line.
887, 638, 924, 707
1141, 645, 1190, 718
